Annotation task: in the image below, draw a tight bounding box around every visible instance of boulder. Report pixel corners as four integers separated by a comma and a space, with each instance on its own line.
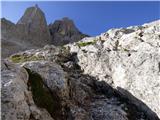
69, 20, 160, 119
1, 60, 54, 120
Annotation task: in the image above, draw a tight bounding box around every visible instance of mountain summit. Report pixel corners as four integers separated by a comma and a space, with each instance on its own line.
49, 17, 88, 46
17, 4, 51, 46
1, 5, 87, 58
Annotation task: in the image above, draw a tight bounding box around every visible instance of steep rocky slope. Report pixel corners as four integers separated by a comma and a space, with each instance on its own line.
2, 19, 160, 120
17, 5, 51, 47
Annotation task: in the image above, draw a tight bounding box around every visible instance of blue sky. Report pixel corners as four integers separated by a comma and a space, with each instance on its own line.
1, 1, 160, 36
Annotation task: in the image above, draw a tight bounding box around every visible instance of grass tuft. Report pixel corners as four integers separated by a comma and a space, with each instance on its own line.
10, 54, 44, 63
77, 40, 97, 47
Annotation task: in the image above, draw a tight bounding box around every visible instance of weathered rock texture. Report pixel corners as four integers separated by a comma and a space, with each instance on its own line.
49, 17, 88, 46
1, 60, 54, 120
4, 27, 160, 119
68, 20, 160, 119
17, 5, 51, 47
1, 6, 87, 58
1, 5, 51, 58
1, 5, 160, 119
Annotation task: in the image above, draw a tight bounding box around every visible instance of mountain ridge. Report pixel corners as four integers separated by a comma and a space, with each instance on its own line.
1, 5, 88, 58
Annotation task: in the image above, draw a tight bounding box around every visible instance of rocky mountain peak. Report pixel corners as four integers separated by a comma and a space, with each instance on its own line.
16, 5, 51, 47
50, 17, 79, 34
49, 17, 88, 46
17, 4, 45, 25
1, 5, 51, 58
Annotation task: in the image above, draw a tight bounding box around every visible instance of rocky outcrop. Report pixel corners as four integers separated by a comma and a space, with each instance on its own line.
68, 20, 160, 119
2, 7, 160, 119
5, 41, 159, 119
49, 17, 88, 46
1, 60, 54, 120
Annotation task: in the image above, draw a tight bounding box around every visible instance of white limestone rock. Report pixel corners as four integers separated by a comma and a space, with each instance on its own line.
69, 20, 160, 118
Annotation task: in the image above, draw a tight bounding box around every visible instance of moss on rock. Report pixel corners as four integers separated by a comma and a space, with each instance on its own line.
77, 40, 97, 47
25, 68, 57, 117
10, 54, 44, 63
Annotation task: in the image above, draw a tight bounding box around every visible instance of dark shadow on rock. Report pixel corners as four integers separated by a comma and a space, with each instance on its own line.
60, 52, 160, 120
116, 87, 160, 120
86, 78, 159, 120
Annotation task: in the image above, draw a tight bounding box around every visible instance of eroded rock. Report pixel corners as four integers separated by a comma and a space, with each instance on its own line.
1, 60, 54, 120
69, 20, 160, 119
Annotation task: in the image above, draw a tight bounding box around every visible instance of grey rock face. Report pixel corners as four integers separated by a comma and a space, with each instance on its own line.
69, 20, 160, 119
1, 18, 31, 58
22, 61, 69, 99
1, 7, 87, 58
6, 44, 155, 120
49, 17, 88, 46
17, 5, 51, 47
1, 60, 54, 120
1, 5, 51, 58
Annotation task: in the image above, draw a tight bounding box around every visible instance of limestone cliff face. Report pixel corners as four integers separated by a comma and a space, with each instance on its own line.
49, 17, 88, 46
68, 20, 160, 119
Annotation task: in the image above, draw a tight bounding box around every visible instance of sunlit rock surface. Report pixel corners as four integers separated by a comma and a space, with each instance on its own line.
1, 10, 160, 119
69, 20, 160, 118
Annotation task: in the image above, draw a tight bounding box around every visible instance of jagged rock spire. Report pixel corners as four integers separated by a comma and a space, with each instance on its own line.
17, 5, 51, 47
49, 17, 88, 46
35, 4, 39, 8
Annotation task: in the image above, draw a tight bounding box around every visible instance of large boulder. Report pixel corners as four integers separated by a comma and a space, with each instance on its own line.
69, 20, 160, 119
1, 60, 54, 120
22, 61, 69, 100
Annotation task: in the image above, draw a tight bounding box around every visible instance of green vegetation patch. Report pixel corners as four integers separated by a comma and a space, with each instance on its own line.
123, 48, 130, 52
10, 54, 44, 63
77, 40, 97, 47
25, 68, 56, 116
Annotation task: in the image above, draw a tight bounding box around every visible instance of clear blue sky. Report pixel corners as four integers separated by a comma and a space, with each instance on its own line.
1, 1, 160, 36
